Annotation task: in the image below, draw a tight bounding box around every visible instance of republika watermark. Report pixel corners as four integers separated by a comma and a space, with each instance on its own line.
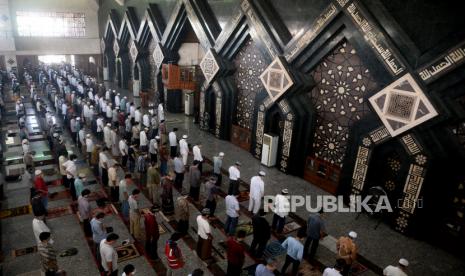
263, 195, 423, 213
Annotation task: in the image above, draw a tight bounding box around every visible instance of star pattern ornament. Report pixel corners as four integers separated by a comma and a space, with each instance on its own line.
233, 38, 267, 130
369, 73, 438, 137
309, 40, 378, 166
260, 57, 294, 102
153, 43, 164, 69
200, 49, 220, 84
129, 40, 138, 62
113, 40, 120, 57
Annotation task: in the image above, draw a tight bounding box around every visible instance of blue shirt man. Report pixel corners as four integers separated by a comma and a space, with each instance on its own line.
281, 229, 306, 275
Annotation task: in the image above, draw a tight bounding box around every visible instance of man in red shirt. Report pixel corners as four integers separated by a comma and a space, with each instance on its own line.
143, 210, 160, 259
34, 170, 48, 210
226, 230, 246, 276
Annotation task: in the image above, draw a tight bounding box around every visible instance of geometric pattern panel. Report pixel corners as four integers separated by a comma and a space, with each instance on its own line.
200, 49, 220, 84
369, 73, 438, 137
233, 38, 267, 130
153, 43, 164, 69
260, 57, 293, 102
309, 40, 378, 166
113, 40, 120, 56
129, 40, 138, 62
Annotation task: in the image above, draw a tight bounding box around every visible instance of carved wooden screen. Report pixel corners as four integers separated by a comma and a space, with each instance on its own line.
306, 40, 378, 192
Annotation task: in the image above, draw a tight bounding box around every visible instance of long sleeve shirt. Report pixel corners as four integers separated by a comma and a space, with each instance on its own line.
250, 176, 264, 199
192, 145, 203, 161
282, 236, 304, 261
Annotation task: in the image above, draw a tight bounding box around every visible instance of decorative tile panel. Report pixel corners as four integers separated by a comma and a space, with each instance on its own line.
200, 49, 220, 84
233, 38, 267, 129
148, 38, 157, 89
129, 40, 138, 62
309, 41, 378, 166
113, 40, 120, 56
153, 43, 164, 69
369, 73, 438, 137
260, 57, 294, 102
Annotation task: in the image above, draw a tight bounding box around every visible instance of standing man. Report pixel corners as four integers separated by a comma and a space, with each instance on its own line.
192, 142, 203, 173
96, 115, 104, 141
249, 171, 266, 215
33, 215, 50, 245
383, 258, 409, 276
34, 170, 49, 210
168, 128, 178, 158
38, 232, 60, 276
91, 213, 107, 256
140, 127, 148, 152
213, 152, 224, 186
148, 136, 158, 163
336, 231, 358, 276
74, 173, 87, 203
205, 176, 219, 216
104, 123, 112, 149
224, 191, 240, 236
250, 209, 271, 258
78, 189, 92, 237
119, 138, 129, 168
143, 210, 160, 260
128, 189, 142, 240
146, 161, 161, 206
100, 233, 120, 276
175, 195, 190, 235
63, 154, 78, 201
226, 230, 246, 276
281, 228, 306, 276
99, 147, 110, 187
179, 135, 189, 166
85, 134, 94, 164
188, 160, 201, 201
173, 153, 185, 189
108, 163, 119, 202
255, 258, 277, 276
304, 209, 327, 260
271, 189, 290, 234
196, 208, 213, 260
228, 162, 241, 195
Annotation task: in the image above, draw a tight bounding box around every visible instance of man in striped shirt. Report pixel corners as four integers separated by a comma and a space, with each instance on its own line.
38, 232, 60, 275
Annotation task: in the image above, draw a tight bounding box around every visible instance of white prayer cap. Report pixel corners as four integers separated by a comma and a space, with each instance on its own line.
86, 134, 91, 138
259, 171, 266, 176
399, 258, 409, 267
182, 135, 188, 139
79, 172, 86, 178
35, 170, 42, 176
281, 189, 289, 194
155, 136, 160, 139
106, 123, 111, 126
219, 152, 224, 157
348, 231, 358, 239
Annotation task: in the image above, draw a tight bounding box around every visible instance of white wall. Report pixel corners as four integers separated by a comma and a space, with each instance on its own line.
5, 0, 100, 55
177, 43, 205, 66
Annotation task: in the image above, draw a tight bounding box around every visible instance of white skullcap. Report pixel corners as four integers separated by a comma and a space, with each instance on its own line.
182, 135, 188, 139
348, 231, 358, 239
399, 258, 409, 267
259, 171, 266, 176
219, 152, 224, 157
35, 170, 42, 176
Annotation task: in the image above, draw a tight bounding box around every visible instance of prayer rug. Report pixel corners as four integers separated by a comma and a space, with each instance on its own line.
48, 206, 73, 219
88, 190, 107, 201
12, 245, 37, 257
351, 262, 368, 275
0, 205, 31, 219
115, 244, 140, 262
237, 191, 250, 202
236, 223, 254, 236
49, 190, 70, 201
297, 261, 321, 276
263, 240, 286, 258
282, 221, 302, 234
46, 179, 63, 186
91, 204, 116, 217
